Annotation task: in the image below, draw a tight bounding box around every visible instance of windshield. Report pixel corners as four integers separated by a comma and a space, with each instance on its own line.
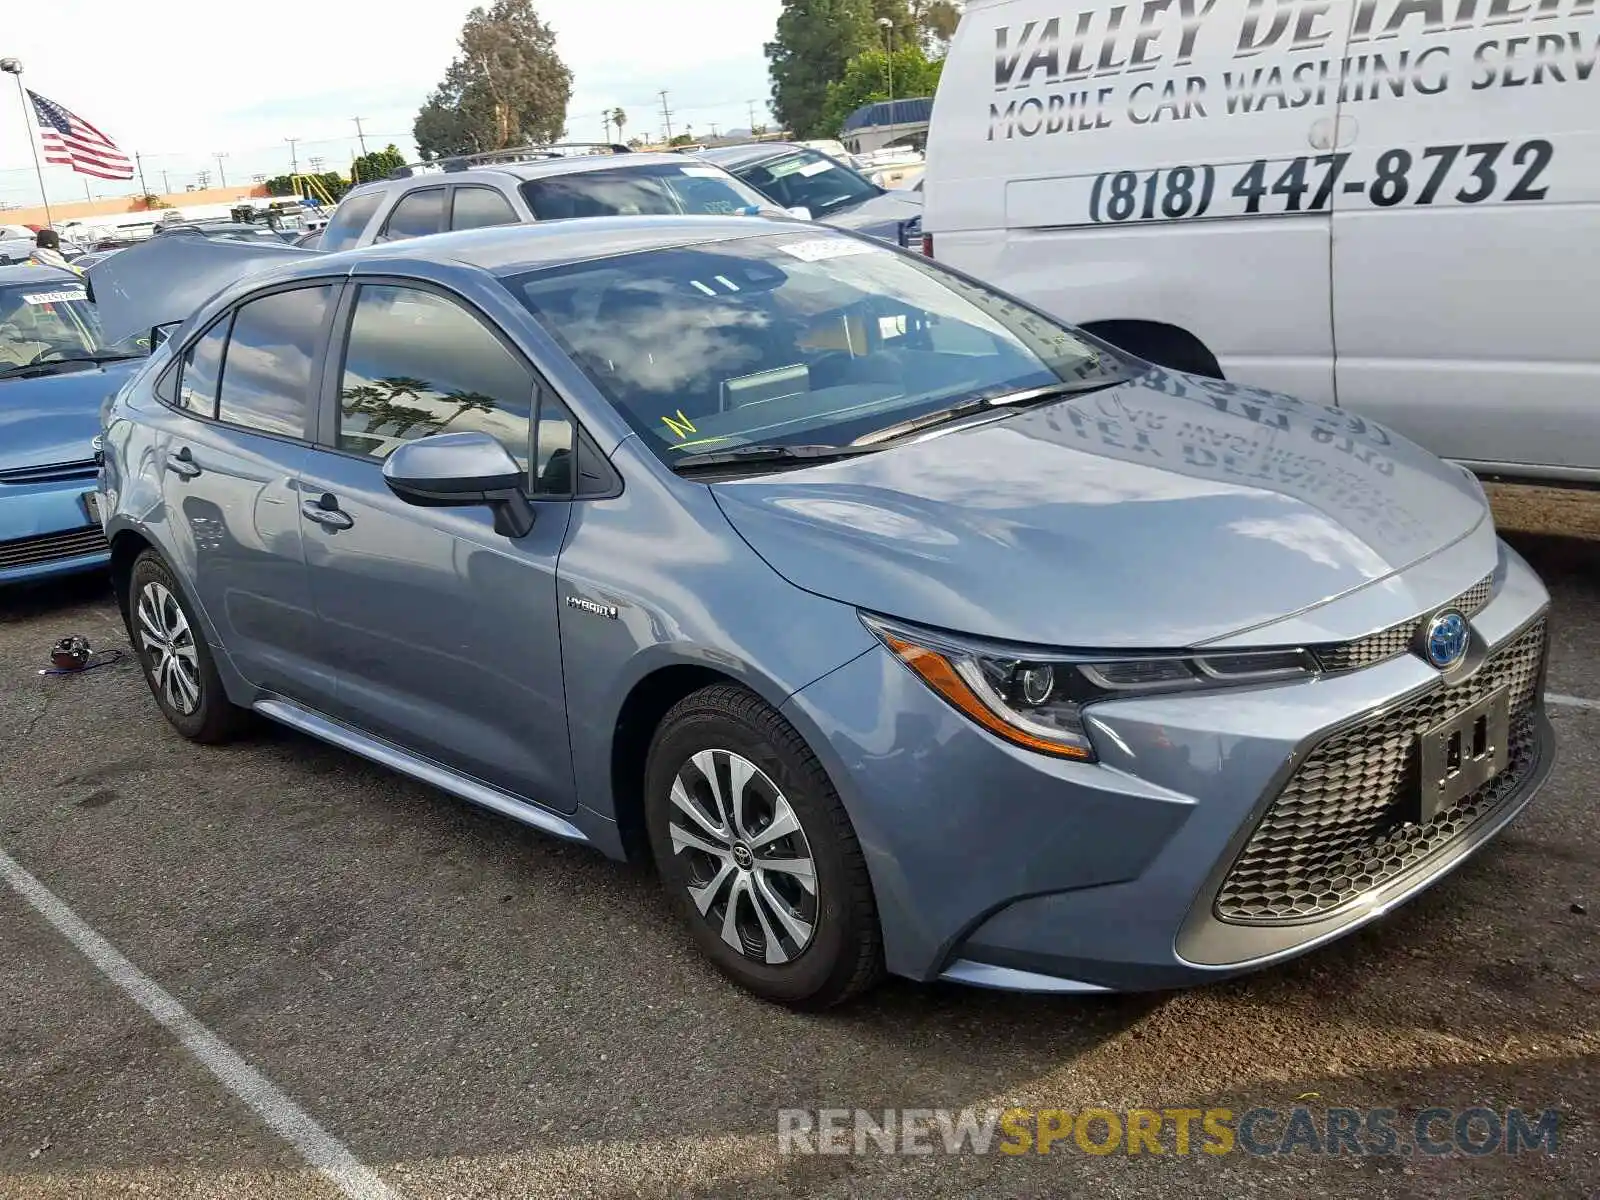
0, 281, 103, 370
731, 148, 880, 217
519, 163, 772, 221
508, 231, 1129, 463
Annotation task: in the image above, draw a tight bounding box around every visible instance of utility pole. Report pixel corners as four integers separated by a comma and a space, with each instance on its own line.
352, 117, 369, 156
214, 152, 228, 187
747, 100, 759, 133
709, 122, 720, 141
286, 136, 300, 174
602, 111, 611, 143
309, 155, 326, 173
160, 169, 170, 194
135, 151, 149, 198
658, 91, 674, 142
196, 169, 211, 190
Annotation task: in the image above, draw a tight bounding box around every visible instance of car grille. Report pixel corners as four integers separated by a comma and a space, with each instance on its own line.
0, 459, 99, 486
0, 525, 108, 570
1312, 574, 1495, 673
1215, 618, 1546, 925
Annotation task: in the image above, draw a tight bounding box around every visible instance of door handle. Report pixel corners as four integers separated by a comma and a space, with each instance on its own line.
300, 493, 354, 530
165, 446, 201, 479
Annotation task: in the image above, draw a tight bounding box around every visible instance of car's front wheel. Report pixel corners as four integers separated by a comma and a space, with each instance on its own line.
128, 550, 245, 743
645, 684, 884, 1009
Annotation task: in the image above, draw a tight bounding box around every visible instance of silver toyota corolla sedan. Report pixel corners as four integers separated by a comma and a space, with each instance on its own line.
94, 217, 1554, 1008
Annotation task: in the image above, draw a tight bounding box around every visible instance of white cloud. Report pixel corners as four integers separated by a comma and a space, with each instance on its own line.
0, 0, 781, 207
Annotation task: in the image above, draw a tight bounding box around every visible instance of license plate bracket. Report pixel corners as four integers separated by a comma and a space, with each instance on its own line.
1414, 686, 1511, 824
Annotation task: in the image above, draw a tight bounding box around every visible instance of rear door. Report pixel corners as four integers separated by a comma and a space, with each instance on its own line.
295, 278, 581, 811
1329, 1, 1600, 475
157, 283, 339, 705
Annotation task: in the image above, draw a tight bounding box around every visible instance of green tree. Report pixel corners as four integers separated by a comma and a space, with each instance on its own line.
414, 0, 573, 159
668, 133, 695, 147
352, 144, 407, 185
766, 0, 878, 139
821, 44, 945, 135
610, 108, 627, 143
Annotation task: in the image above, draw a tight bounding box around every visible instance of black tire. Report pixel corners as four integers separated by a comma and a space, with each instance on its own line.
645, 684, 884, 1009
127, 550, 246, 744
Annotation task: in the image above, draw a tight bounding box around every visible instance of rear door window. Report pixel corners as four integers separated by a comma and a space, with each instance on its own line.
178, 318, 230, 417
216, 286, 332, 438
450, 186, 519, 231
379, 188, 446, 242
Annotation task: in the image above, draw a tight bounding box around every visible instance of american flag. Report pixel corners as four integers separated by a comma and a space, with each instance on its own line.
27, 89, 135, 181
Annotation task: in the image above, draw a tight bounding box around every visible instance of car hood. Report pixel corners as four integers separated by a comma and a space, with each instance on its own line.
0, 362, 135, 473
709, 370, 1488, 648
819, 189, 923, 243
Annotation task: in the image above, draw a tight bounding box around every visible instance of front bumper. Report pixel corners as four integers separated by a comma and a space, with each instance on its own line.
0, 474, 108, 585
781, 541, 1554, 992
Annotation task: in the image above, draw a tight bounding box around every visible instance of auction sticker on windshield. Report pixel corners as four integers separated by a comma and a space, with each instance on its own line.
23, 290, 88, 304
679, 167, 724, 178
777, 238, 879, 262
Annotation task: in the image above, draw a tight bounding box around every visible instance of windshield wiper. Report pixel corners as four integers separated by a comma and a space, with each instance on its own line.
0, 352, 141, 382
851, 378, 1125, 447
671, 443, 882, 472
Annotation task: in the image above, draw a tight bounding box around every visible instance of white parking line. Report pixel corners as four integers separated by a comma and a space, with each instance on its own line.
1547, 693, 1600, 712
0, 849, 402, 1200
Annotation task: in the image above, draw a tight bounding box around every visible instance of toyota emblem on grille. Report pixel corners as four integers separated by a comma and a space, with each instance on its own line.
1422, 610, 1470, 670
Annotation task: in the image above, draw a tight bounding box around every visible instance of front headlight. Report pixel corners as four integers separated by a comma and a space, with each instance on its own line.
861, 614, 1319, 762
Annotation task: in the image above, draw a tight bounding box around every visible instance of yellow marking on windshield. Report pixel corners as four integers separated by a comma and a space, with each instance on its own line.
661, 409, 698, 439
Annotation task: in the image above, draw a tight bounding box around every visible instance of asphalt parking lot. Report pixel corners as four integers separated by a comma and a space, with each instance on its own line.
1, 485, 1597, 1200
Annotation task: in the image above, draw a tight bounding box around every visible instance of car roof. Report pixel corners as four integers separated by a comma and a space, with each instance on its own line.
698, 143, 808, 169
307, 214, 803, 278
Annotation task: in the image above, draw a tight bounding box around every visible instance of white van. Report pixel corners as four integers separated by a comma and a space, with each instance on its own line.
923, 0, 1600, 484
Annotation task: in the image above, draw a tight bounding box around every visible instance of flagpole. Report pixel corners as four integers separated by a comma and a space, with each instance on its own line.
0, 59, 53, 227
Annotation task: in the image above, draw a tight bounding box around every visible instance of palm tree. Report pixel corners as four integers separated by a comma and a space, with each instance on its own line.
611, 108, 627, 142
438, 389, 498, 430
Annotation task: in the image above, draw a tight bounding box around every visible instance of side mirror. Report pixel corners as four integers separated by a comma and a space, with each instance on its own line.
381, 432, 535, 538
786, 206, 813, 220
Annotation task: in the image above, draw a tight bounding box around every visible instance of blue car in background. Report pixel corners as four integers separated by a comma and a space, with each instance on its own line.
0, 264, 145, 585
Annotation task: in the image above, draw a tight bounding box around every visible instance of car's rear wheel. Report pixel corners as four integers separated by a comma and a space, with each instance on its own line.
644, 684, 884, 1009
128, 551, 245, 743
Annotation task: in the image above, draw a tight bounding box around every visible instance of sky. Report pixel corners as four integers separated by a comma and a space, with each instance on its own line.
0, 0, 783, 209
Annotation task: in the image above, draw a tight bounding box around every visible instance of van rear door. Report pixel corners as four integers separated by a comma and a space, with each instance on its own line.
1327, 0, 1600, 479
925, 0, 1359, 404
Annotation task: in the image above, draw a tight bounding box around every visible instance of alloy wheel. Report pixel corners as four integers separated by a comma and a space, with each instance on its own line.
136, 581, 202, 716
667, 749, 819, 965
